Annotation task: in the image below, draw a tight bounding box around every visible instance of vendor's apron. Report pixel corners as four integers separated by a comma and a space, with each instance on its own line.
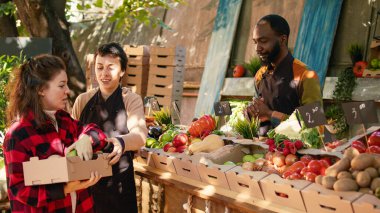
79, 86, 137, 213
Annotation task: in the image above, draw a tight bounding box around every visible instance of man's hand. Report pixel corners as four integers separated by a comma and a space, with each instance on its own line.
246, 98, 273, 120
252, 98, 273, 118
67, 135, 93, 161
64, 171, 101, 194
106, 138, 123, 165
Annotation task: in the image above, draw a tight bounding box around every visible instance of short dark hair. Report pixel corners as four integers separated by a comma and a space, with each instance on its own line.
94, 42, 128, 72
259, 14, 290, 37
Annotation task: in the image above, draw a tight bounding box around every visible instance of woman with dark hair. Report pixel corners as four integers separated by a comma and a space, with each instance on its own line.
4, 54, 109, 212
72, 42, 147, 213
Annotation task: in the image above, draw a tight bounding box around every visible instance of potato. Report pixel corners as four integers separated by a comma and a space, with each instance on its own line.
343, 147, 360, 160
333, 178, 359, 191
356, 171, 371, 188
322, 176, 337, 189
365, 167, 379, 179
337, 171, 353, 179
351, 154, 374, 171
371, 177, 380, 191
374, 157, 380, 169
359, 188, 373, 194
325, 158, 350, 177
315, 175, 323, 185
352, 170, 360, 179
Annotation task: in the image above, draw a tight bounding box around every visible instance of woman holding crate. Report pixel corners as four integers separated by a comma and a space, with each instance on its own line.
4, 54, 109, 212
72, 42, 147, 213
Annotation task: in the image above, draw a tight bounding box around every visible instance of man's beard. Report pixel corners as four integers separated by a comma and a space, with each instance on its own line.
260, 41, 281, 66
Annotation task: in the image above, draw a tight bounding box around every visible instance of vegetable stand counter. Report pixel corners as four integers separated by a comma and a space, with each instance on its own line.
133, 161, 306, 213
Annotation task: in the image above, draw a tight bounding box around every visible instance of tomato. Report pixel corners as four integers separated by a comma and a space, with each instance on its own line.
282, 170, 293, 179
319, 158, 331, 167
300, 155, 314, 165
286, 161, 306, 174
351, 140, 367, 153
366, 145, 380, 154
304, 172, 317, 182
353, 61, 367, 77
300, 167, 310, 176
308, 160, 322, 175
288, 172, 303, 180
368, 131, 380, 147
233, 65, 245, 77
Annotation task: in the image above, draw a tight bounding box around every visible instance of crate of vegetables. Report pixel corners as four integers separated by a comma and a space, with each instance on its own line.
302, 183, 362, 213
352, 193, 380, 213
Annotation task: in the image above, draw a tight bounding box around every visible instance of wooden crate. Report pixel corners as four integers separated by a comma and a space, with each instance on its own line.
150, 55, 185, 66
128, 55, 149, 65
126, 64, 149, 75
149, 65, 184, 76
150, 46, 185, 56
124, 45, 150, 56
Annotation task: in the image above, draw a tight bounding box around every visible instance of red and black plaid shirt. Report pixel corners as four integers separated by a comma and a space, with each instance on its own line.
4, 110, 107, 213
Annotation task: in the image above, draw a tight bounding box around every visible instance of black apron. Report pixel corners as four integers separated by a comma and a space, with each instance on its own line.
79, 86, 137, 213
256, 53, 301, 135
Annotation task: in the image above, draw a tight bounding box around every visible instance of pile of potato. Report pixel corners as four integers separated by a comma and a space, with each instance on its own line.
315, 147, 380, 194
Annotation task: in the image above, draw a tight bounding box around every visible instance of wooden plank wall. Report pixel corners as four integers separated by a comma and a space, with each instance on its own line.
293, 0, 344, 87
194, 0, 243, 117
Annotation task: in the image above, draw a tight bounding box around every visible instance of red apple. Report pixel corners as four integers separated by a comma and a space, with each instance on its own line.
172, 133, 189, 147
176, 145, 187, 153
163, 143, 173, 152
368, 131, 380, 147
352, 140, 366, 153
366, 145, 380, 154
233, 65, 245, 77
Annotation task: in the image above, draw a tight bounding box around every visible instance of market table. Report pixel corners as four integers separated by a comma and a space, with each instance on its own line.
134, 161, 305, 213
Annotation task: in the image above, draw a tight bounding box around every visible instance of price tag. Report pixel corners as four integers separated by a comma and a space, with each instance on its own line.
342, 101, 379, 125
149, 97, 161, 111
297, 102, 327, 128
214, 101, 232, 116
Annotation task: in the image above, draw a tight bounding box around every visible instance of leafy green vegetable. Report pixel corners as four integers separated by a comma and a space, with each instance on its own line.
233, 117, 260, 139
212, 130, 225, 136
153, 107, 172, 126
300, 128, 322, 149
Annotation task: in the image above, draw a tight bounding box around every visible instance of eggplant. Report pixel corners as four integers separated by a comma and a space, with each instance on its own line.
148, 126, 162, 139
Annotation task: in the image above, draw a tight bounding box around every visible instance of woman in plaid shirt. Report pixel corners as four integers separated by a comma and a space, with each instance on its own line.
3, 54, 109, 212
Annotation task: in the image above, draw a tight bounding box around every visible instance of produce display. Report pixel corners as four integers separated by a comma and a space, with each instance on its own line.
141, 103, 380, 212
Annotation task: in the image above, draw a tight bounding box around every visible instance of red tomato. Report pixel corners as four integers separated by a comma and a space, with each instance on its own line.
304, 172, 317, 182
300, 155, 314, 165
351, 140, 367, 153
233, 65, 245, 77
287, 161, 306, 174
308, 160, 322, 175
282, 170, 293, 179
288, 172, 303, 180
368, 131, 380, 147
319, 159, 331, 167
300, 167, 310, 176
366, 145, 380, 154
319, 167, 326, 176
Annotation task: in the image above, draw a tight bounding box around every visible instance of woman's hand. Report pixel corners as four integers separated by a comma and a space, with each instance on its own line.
63, 171, 101, 194
67, 134, 93, 161
106, 138, 123, 165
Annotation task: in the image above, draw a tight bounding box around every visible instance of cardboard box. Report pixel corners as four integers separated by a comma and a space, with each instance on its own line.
196, 161, 234, 190
125, 83, 147, 97
352, 193, 380, 213
150, 55, 185, 66
302, 183, 362, 213
226, 167, 268, 200
126, 64, 149, 75
151, 149, 177, 173
259, 174, 311, 212
150, 46, 185, 56
23, 154, 112, 186
172, 153, 201, 181
124, 45, 150, 56
135, 147, 156, 167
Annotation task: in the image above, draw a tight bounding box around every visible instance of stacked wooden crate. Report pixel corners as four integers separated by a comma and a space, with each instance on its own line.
147, 46, 185, 110
123, 45, 150, 98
